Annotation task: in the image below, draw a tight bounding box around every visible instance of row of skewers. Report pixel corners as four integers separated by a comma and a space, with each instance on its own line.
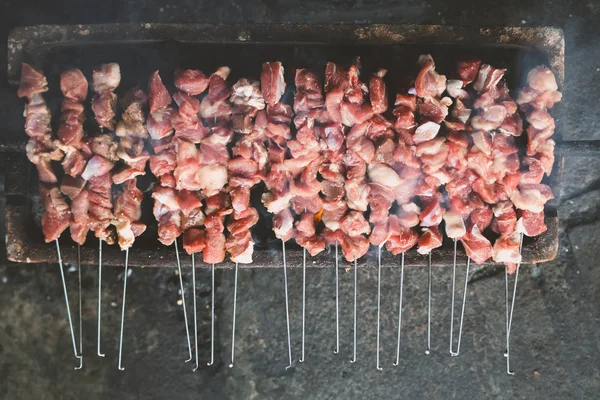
17, 53, 560, 373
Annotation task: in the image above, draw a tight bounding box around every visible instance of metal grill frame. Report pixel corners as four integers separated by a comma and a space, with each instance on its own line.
4, 23, 569, 268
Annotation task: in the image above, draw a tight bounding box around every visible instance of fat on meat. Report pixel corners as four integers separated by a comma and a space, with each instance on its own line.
461, 224, 492, 264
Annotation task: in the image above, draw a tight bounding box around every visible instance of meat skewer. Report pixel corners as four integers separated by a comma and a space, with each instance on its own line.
444, 58, 494, 356
331, 62, 393, 369
59, 66, 90, 368
444, 59, 511, 356
260, 61, 294, 369
292, 66, 331, 362
19, 64, 82, 367
502, 65, 561, 374
227, 72, 268, 366
368, 69, 391, 371
197, 66, 236, 366
170, 67, 211, 370
111, 83, 155, 369
60, 67, 91, 369
444, 61, 475, 356
413, 54, 451, 355
89, 63, 121, 358
148, 70, 195, 363
388, 89, 422, 365
172, 67, 211, 370
322, 59, 374, 363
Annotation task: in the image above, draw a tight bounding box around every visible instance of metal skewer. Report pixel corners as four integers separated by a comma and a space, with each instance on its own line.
55, 239, 82, 368
425, 251, 432, 355
97, 239, 105, 357
376, 245, 383, 371
229, 262, 238, 368
282, 239, 293, 370
299, 243, 306, 363
75, 244, 83, 370
506, 233, 524, 375
174, 240, 193, 363
393, 252, 405, 366
350, 256, 358, 363
334, 241, 340, 355
192, 254, 199, 372
450, 256, 470, 357
117, 247, 129, 371
449, 239, 457, 355
207, 262, 215, 366
504, 265, 509, 358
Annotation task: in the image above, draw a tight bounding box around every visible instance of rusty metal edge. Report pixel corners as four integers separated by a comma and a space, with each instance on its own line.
5, 22, 564, 267
8, 23, 564, 85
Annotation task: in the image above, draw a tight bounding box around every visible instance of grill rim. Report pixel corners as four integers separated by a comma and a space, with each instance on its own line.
5, 23, 565, 267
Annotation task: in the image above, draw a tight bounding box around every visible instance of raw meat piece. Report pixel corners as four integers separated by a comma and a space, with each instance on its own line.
174, 69, 209, 95
516, 210, 547, 237
415, 55, 447, 99
461, 224, 492, 264
443, 211, 466, 239
492, 232, 522, 269
417, 226, 443, 254
18, 64, 48, 98
261, 62, 286, 106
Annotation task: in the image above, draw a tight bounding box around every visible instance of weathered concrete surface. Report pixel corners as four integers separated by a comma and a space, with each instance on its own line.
1, 253, 599, 399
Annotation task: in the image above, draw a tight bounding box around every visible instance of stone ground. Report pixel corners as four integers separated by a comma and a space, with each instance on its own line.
1, 1, 600, 399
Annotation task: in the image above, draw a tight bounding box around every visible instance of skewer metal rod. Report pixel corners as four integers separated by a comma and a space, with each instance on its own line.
75, 244, 83, 370
117, 248, 129, 371
334, 241, 339, 355
506, 233, 524, 375
393, 252, 405, 366
425, 251, 432, 355
504, 265, 509, 358
449, 239, 457, 355
229, 262, 238, 368
282, 240, 293, 370
97, 239, 105, 357
174, 241, 193, 363
299, 246, 306, 363
55, 239, 82, 368
376, 246, 383, 371
350, 257, 358, 363
192, 254, 199, 372
450, 257, 470, 357
208, 263, 215, 366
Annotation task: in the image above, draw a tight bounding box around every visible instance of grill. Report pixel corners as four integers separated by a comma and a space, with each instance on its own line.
3, 22, 590, 268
